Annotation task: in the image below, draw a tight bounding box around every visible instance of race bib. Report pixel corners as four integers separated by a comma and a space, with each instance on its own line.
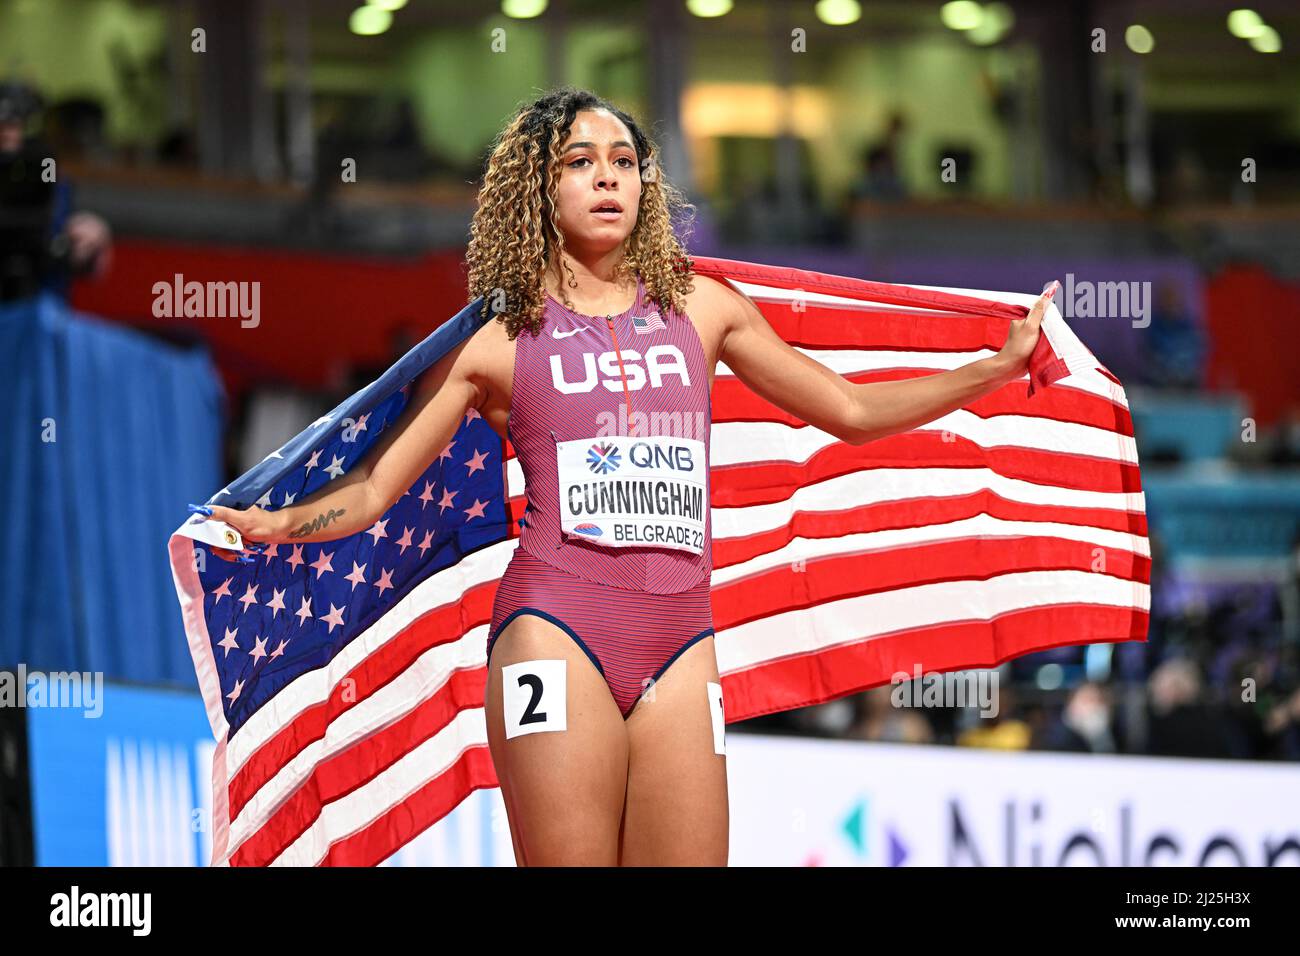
554, 434, 707, 555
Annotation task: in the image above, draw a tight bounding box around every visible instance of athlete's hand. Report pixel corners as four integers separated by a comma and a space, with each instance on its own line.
188, 503, 283, 563
993, 280, 1057, 380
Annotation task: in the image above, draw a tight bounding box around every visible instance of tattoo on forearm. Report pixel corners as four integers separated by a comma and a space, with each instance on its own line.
288, 507, 347, 539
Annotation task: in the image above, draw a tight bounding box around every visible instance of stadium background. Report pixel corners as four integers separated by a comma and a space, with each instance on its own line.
1, 0, 1298, 866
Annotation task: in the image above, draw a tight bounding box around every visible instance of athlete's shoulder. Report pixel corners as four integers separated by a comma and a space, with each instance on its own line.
682, 271, 750, 338
684, 272, 729, 301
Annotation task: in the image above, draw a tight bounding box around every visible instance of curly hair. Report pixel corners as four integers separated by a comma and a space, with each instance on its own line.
465, 86, 697, 340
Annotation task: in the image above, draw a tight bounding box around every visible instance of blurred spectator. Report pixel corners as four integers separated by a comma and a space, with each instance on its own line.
956, 684, 1032, 750
1143, 279, 1206, 389
0, 79, 111, 302
848, 686, 935, 744
1262, 687, 1300, 760
848, 112, 908, 203
1145, 658, 1244, 758
785, 697, 857, 737
1032, 682, 1118, 754
1260, 403, 1300, 466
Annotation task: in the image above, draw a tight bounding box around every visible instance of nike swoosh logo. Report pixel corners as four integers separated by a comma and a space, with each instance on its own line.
551, 326, 590, 339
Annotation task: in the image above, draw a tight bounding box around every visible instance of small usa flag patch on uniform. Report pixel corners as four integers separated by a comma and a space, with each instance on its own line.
633, 311, 665, 334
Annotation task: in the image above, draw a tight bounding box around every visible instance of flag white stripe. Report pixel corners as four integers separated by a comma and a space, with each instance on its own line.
709, 412, 1139, 468
716, 569, 1150, 675
723, 277, 1026, 314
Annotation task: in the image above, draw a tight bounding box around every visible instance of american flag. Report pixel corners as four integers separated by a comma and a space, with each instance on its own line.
632, 309, 666, 334
168, 256, 1148, 866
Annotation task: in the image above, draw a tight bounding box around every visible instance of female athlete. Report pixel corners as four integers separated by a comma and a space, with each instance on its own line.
197, 87, 1053, 866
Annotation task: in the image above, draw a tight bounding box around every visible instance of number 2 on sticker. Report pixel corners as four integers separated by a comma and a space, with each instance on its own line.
517, 673, 547, 725
503, 660, 567, 739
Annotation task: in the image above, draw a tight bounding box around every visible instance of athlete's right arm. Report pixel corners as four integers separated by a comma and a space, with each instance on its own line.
198, 328, 488, 560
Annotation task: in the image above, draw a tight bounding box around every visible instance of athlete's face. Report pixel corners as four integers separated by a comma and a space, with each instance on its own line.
551, 109, 641, 256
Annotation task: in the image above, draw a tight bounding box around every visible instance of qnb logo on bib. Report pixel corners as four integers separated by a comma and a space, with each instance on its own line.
549, 345, 691, 394
555, 434, 707, 555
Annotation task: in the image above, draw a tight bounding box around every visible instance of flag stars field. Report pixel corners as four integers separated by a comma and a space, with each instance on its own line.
418, 481, 436, 508
310, 549, 335, 578
320, 604, 347, 633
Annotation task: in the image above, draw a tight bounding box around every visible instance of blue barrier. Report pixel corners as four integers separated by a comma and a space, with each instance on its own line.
0, 294, 224, 685
1143, 470, 1300, 561
1130, 392, 1248, 463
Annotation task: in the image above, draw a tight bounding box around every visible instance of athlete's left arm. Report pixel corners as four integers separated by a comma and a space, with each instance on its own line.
711, 276, 1055, 446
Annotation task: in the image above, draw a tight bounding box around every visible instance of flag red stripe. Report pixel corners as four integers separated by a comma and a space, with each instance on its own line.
712, 434, 1143, 505
712, 492, 1147, 569
719, 603, 1149, 723
752, 302, 1019, 351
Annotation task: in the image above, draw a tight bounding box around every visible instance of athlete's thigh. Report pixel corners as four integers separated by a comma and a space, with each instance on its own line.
484, 612, 629, 866
620, 635, 729, 866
